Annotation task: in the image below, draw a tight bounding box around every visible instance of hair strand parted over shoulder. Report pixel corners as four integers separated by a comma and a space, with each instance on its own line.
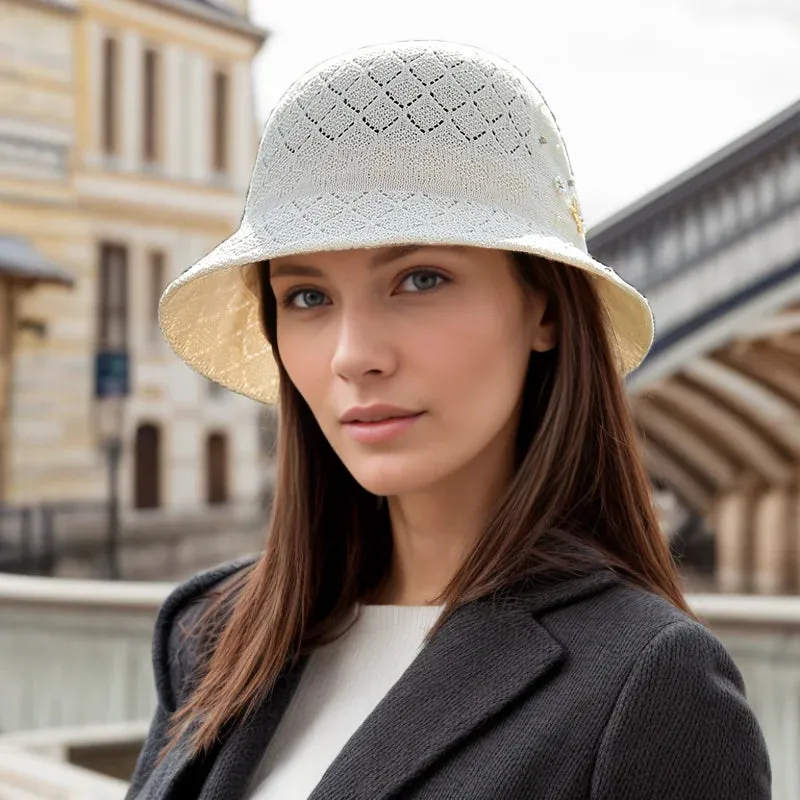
158, 251, 692, 763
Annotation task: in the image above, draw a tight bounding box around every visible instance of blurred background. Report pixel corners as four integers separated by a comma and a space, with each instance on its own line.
0, 0, 798, 796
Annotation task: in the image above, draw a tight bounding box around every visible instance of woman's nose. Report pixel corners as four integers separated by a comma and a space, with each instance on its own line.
329, 310, 397, 386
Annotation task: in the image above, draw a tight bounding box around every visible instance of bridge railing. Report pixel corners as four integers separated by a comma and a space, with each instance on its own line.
691, 593, 800, 800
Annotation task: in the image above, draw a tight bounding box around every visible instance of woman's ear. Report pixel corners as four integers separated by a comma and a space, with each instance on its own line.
529, 291, 558, 353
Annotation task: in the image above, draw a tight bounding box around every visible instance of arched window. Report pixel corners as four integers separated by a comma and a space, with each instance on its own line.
134, 423, 161, 509
206, 431, 229, 505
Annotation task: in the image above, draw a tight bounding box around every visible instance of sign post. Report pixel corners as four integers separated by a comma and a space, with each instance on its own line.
94, 350, 129, 579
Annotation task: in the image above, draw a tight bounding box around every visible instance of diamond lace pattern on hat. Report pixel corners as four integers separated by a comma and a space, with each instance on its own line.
275, 48, 540, 157
246, 43, 587, 254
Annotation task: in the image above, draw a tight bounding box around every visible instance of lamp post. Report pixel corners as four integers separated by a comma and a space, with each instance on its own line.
94, 351, 129, 580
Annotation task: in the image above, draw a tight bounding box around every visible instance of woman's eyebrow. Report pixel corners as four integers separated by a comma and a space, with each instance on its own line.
270, 245, 464, 280
369, 244, 466, 267
269, 263, 324, 279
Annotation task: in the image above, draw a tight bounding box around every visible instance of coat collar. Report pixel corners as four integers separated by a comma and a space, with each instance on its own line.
145, 567, 619, 800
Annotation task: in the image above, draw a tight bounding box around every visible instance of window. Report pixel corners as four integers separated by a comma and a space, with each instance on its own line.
206, 431, 229, 505
135, 423, 161, 509
211, 69, 229, 173
101, 36, 119, 156
148, 250, 165, 341
143, 48, 160, 163
97, 243, 128, 349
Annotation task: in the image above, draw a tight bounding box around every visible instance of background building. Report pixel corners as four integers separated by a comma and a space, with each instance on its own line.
0, 0, 271, 578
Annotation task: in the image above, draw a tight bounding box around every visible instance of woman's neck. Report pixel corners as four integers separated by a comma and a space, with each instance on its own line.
376, 452, 514, 605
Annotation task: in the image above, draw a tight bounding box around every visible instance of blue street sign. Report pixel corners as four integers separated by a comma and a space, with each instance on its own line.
94, 351, 130, 398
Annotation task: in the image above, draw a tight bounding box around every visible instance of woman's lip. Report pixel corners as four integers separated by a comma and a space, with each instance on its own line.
342, 412, 424, 444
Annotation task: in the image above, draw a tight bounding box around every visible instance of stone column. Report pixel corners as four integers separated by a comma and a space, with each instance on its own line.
793, 483, 800, 594
753, 487, 790, 595
0, 280, 11, 501
714, 490, 752, 593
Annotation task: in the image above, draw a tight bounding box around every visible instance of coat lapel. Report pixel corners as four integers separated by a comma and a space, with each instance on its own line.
198, 654, 311, 800
305, 569, 619, 800
134, 721, 207, 800
134, 657, 310, 800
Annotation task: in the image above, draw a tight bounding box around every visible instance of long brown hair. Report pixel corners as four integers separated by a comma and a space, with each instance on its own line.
162, 251, 692, 761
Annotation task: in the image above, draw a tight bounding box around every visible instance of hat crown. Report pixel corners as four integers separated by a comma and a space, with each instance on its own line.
248, 41, 586, 249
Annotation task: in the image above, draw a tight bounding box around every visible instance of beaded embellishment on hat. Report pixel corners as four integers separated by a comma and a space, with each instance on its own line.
159, 40, 653, 403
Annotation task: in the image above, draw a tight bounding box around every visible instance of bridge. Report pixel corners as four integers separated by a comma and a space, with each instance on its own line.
590, 98, 800, 596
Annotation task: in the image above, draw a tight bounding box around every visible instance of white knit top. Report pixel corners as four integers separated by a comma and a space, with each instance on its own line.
244, 602, 445, 799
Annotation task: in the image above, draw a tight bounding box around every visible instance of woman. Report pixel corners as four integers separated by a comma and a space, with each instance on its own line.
129, 40, 771, 799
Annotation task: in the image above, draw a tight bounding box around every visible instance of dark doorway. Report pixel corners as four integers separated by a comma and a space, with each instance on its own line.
207, 431, 228, 505
134, 423, 161, 509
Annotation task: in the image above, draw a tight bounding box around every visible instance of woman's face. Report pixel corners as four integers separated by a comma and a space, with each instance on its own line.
269, 245, 556, 497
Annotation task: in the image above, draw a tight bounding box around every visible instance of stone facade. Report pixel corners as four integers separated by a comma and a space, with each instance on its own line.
1, 0, 270, 532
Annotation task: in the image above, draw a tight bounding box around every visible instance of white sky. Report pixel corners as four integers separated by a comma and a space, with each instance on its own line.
248, 0, 799, 227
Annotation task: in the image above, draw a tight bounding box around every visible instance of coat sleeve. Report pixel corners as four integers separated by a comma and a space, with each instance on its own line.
590, 619, 771, 800
124, 555, 259, 800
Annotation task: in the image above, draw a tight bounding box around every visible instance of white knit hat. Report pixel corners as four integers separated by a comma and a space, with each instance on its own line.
160, 40, 653, 404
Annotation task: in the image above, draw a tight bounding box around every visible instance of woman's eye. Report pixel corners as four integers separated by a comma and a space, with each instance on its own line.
286, 289, 329, 309
398, 270, 446, 293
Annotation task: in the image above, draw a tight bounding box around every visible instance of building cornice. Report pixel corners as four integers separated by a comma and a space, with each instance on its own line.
15, 0, 78, 14
135, 0, 269, 42
11, 0, 268, 39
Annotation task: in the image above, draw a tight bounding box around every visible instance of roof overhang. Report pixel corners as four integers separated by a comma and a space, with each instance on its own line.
0, 236, 75, 288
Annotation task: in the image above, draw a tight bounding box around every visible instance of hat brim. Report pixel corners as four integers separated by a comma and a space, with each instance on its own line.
160, 191, 653, 404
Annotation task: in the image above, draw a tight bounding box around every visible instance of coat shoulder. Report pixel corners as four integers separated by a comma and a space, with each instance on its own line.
540, 576, 714, 671
152, 553, 260, 711
590, 578, 694, 628
581, 583, 772, 799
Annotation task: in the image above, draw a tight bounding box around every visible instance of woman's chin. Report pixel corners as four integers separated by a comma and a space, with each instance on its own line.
346, 456, 448, 498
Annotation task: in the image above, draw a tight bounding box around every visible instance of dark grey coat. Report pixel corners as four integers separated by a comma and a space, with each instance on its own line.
126, 555, 771, 800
